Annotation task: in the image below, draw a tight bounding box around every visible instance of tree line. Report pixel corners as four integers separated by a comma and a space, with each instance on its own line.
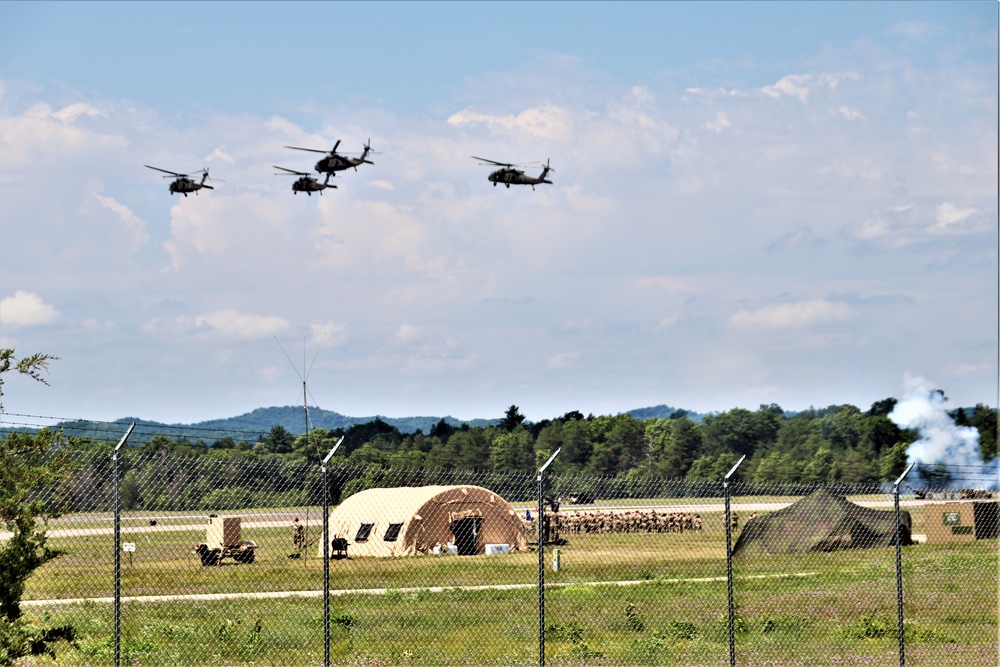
56, 400, 999, 492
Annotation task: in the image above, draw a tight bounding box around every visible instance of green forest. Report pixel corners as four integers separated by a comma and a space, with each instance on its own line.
48, 400, 997, 502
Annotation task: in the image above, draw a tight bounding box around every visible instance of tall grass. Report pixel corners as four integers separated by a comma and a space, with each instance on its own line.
16, 512, 998, 666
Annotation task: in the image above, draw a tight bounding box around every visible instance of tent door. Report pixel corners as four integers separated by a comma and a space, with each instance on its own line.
450, 516, 482, 556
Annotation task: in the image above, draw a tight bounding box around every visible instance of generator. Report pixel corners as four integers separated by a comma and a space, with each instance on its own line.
193, 516, 258, 566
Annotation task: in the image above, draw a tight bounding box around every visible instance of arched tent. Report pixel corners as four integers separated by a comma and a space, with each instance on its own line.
318, 485, 528, 558
732, 488, 912, 558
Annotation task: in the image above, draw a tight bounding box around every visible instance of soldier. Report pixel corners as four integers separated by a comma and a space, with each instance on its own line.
292, 517, 305, 551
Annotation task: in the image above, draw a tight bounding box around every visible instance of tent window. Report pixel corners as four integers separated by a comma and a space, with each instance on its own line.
383, 523, 403, 542
355, 523, 374, 542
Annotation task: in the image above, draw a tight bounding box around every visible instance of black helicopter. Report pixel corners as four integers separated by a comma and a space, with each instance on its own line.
144, 165, 216, 196
471, 157, 553, 190
283, 139, 375, 176
274, 166, 337, 195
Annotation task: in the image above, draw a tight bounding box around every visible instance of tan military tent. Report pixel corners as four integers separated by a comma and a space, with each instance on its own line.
318, 485, 528, 558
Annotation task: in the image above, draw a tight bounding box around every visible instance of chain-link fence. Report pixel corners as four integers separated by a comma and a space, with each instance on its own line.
11, 447, 999, 666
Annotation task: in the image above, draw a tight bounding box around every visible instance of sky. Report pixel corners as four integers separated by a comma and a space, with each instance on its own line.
1, 2, 997, 426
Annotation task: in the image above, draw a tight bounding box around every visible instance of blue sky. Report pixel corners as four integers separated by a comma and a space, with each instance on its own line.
1, 2, 997, 425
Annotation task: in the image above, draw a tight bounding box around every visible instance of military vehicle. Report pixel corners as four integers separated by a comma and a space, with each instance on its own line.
193, 516, 257, 566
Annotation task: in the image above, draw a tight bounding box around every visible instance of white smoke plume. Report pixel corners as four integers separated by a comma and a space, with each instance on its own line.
888, 374, 996, 490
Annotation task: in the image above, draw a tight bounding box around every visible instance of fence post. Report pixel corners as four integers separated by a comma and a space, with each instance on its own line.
724, 454, 745, 667
111, 422, 135, 667
321, 437, 343, 667
537, 448, 561, 667
894, 463, 914, 667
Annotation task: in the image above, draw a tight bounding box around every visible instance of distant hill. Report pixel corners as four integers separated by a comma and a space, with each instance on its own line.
627, 404, 706, 422
3, 404, 700, 445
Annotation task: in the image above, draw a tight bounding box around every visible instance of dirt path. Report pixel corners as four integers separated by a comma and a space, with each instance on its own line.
21, 571, 820, 608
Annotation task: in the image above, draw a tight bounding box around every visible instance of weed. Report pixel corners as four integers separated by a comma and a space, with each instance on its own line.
663, 620, 699, 641
623, 602, 645, 632
840, 613, 894, 640
546, 621, 585, 644
904, 621, 956, 645
332, 613, 357, 629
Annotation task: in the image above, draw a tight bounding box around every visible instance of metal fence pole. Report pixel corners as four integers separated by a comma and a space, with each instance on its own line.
111, 423, 135, 667
537, 448, 561, 667
321, 437, 343, 667
894, 463, 914, 667
724, 455, 745, 667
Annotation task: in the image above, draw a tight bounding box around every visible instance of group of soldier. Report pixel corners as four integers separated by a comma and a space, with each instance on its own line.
528, 510, 706, 535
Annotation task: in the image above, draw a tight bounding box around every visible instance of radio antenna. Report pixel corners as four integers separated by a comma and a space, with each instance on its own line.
274, 332, 328, 435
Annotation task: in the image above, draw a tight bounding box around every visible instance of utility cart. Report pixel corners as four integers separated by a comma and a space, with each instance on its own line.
193, 516, 257, 566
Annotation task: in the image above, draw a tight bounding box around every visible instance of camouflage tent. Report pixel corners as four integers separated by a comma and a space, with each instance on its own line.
733, 488, 911, 558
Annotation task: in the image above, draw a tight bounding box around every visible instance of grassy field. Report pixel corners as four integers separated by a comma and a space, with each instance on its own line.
15, 506, 998, 666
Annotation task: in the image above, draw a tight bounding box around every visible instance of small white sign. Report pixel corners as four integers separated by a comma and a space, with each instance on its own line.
122, 542, 136, 552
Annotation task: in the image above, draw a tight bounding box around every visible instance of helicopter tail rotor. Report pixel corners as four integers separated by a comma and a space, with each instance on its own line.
361, 138, 376, 164
200, 168, 224, 186
540, 159, 554, 182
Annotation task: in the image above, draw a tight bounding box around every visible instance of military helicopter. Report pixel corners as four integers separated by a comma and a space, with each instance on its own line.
274, 166, 337, 195
144, 165, 217, 196
471, 157, 553, 190
282, 139, 375, 176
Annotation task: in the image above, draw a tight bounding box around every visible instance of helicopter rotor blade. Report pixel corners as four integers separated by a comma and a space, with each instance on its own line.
145, 165, 184, 177
332, 140, 341, 153
284, 145, 330, 154
274, 166, 309, 176
471, 156, 515, 167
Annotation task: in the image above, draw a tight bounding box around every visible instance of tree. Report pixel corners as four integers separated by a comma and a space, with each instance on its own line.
0, 350, 74, 662
970, 404, 998, 462
490, 428, 534, 472
0, 349, 58, 412
255, 425, 296, 454
499, 405, 526, 432
646, 418, 701, 479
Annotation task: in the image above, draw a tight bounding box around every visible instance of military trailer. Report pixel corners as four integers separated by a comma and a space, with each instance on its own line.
193, 516, 257, 566
924, 499, 999, 544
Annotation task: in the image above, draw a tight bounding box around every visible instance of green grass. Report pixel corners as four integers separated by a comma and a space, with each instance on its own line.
15, 508, 998, 666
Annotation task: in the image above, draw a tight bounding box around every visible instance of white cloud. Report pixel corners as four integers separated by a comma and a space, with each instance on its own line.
204, 147, 235, 164
447, 103, 573, 140
194, 309, 290, 339
761, 73, 859, 103
837, 106, 865, 122
0, 291, 60, 327
761, 74, 813, 102
848, 201, 992, 249
0, 102, 126, 165
545, 351, 579, 370
93, 194, 150, 248
706, 111, 730, 133
730, 299, 858, 330
310, 321, 348, 347
934, 202, 977, 229
394, 323, 423, 343
51, 102, 107, 122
